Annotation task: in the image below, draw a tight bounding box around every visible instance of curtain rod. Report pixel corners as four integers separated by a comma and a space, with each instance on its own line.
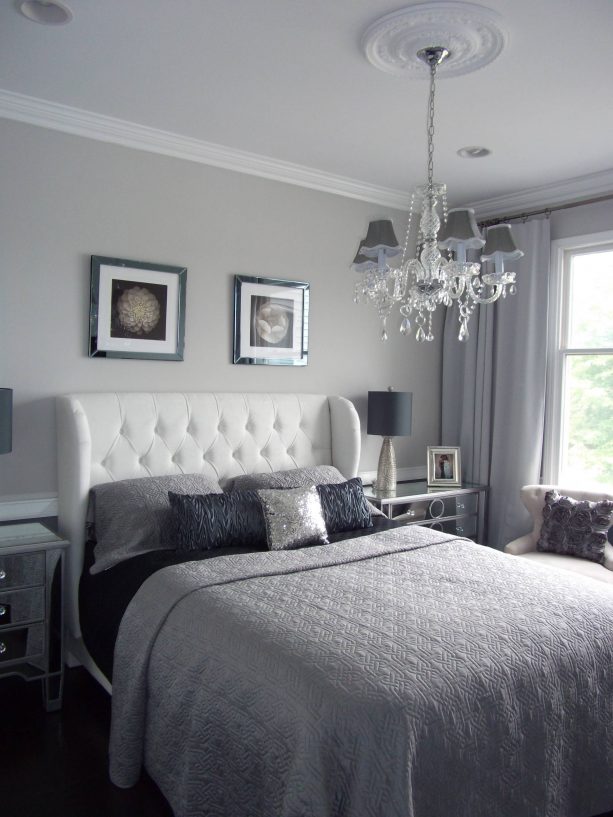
478, 192, 613, 228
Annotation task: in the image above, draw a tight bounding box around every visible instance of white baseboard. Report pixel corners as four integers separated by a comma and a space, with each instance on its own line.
359, 465, 426, 486
0, 494, 58, 521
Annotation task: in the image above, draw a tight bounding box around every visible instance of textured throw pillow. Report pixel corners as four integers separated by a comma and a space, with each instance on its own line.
89, 473, 223, 574
316, 478, 372, 534
169, 490, 267, 551
258, 486, 328, 550
536, 490, 613, 564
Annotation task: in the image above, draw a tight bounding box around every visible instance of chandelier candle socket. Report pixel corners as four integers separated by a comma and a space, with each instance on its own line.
353, 5, 522, 343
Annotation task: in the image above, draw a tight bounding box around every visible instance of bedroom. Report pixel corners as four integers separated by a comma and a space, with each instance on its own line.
0, 1, 612, 816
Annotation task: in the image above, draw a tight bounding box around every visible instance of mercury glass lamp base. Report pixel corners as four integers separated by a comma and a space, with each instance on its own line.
375, 436, 397, 494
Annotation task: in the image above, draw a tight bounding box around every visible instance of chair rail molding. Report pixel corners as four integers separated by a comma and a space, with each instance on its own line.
0, 494, 58, 521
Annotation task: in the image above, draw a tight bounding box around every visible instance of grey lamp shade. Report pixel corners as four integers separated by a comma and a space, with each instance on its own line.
367, 390, 412, 437
359, 220, 402, 259
438, 208, 485, 251
0, 388, 12, 454
481, 223, 523, 261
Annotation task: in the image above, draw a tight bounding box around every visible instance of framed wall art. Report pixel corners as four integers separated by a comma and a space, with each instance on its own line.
233, 275, 309, 366
89, 256, 187, 360
427, 446, 462, 487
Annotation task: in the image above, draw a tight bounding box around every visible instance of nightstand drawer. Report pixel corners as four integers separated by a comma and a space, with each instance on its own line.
0, 623, 44, 664
0, 587, 45, 626
0, 553, 45, 590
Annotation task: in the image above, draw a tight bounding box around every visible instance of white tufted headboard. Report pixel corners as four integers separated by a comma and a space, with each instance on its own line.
56, 392, 360, 643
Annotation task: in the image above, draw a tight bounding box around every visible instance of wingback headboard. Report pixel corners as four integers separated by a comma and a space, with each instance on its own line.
56, 392, 360, 640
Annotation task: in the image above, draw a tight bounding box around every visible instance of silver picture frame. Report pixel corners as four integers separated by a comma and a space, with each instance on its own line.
427, 446, 462, 487
233, 275, 309, 366
89, 256, 187, 360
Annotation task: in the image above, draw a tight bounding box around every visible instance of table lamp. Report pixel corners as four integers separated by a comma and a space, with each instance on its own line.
0, 388, 12, 454
367, 388, 412, 494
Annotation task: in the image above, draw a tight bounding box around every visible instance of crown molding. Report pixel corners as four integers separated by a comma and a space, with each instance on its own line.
0, 89, 408, 209
466, 168, 613, 219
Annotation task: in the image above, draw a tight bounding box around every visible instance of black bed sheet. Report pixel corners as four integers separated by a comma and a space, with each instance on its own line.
79, 516, 403, 683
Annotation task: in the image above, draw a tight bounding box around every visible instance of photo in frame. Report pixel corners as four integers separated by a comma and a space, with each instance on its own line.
427, 446, 462, 487
89, 256, 186, 360
233, 275, 309, 366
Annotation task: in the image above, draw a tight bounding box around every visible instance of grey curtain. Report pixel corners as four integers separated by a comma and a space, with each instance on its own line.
441, 217, 550, 549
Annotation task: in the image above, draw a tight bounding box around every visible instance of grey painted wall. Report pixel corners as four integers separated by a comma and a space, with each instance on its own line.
0, 119, 441, 499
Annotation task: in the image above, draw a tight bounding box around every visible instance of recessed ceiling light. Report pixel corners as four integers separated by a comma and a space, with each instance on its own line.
457, 146, 491, 158
19, 0, 73, 25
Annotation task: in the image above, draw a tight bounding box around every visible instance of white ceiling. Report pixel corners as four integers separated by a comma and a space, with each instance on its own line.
2, 0, 613, 211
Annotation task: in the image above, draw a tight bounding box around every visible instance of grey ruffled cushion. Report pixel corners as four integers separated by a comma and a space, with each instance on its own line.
89, 473, 223, 573
258, 486, 328, 550
169, 490, 267, 551
536, 490, 613, 564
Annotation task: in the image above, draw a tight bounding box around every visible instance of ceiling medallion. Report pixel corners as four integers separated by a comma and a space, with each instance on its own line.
362, 1, 506, 79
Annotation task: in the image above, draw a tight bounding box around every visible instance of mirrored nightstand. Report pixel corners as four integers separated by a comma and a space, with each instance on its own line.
364, 481, 488, 543
0, 521, 69, 711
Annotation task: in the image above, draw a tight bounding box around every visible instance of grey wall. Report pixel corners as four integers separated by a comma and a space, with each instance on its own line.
550, 197, 613, 241
0, 119, 441, 499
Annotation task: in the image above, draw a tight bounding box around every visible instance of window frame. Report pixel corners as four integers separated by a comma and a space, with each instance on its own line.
543, 229, 613, 484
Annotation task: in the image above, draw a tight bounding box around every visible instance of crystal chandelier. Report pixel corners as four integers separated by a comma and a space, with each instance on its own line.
352, 46, 523, 343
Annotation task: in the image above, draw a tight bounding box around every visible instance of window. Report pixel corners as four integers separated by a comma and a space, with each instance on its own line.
544, 231, 613, 487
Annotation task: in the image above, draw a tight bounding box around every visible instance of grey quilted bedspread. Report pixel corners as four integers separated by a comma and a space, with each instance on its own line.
109, 526, 613, 817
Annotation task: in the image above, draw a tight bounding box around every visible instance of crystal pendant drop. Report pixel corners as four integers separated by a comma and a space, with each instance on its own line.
458, 320, 469, 342
400, 317, 411, 335
509, 284, 517, 295
416, 326, 426, 343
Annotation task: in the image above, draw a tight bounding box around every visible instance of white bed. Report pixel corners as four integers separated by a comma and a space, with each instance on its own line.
55, 390, 613, 817
56, 391, 361, 692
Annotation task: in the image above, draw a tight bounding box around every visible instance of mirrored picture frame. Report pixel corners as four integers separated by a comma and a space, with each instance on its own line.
233, 275, 309, 366
89, 256, 187, 360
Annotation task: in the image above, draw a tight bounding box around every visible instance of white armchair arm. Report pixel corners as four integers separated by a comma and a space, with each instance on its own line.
504, 534, 536, 556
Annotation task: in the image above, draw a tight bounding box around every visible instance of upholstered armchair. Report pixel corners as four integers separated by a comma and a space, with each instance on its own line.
505, 484, 613, 585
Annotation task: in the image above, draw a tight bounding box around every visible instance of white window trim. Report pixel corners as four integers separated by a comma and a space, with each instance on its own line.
543, 229, 613, 484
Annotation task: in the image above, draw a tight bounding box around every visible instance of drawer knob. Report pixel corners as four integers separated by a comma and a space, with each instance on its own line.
0, 570, 6, 581
0, 605, 5, 617
0, 642, 6, 655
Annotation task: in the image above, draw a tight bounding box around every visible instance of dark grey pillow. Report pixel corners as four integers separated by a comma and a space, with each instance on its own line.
316, 478, 372, 534
536, 490, 613, 564
169, 490, 267, 551
258, 486, 328, 550
89, 473, 222, 574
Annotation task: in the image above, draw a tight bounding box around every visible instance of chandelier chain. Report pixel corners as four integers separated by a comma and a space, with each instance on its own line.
426, 61, 437, 190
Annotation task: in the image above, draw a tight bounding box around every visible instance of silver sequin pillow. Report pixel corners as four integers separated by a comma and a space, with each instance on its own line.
258, 486, 328, 550
89, 473, 223, 573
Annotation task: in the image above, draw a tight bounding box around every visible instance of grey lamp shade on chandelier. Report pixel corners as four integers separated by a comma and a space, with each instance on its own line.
0, 389, 13, 454
367, 389, 412, 494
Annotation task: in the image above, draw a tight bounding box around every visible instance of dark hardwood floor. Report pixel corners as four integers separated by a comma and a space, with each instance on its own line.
1, 667, 612, 817
0, 667, 172, 817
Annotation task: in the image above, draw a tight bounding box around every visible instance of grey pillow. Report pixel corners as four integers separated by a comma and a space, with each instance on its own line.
230, 465, 347, 491
89, 473, 223, 573
536, 490, 613, 564
258, 486, 328, 550
230, 465, 384, 517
